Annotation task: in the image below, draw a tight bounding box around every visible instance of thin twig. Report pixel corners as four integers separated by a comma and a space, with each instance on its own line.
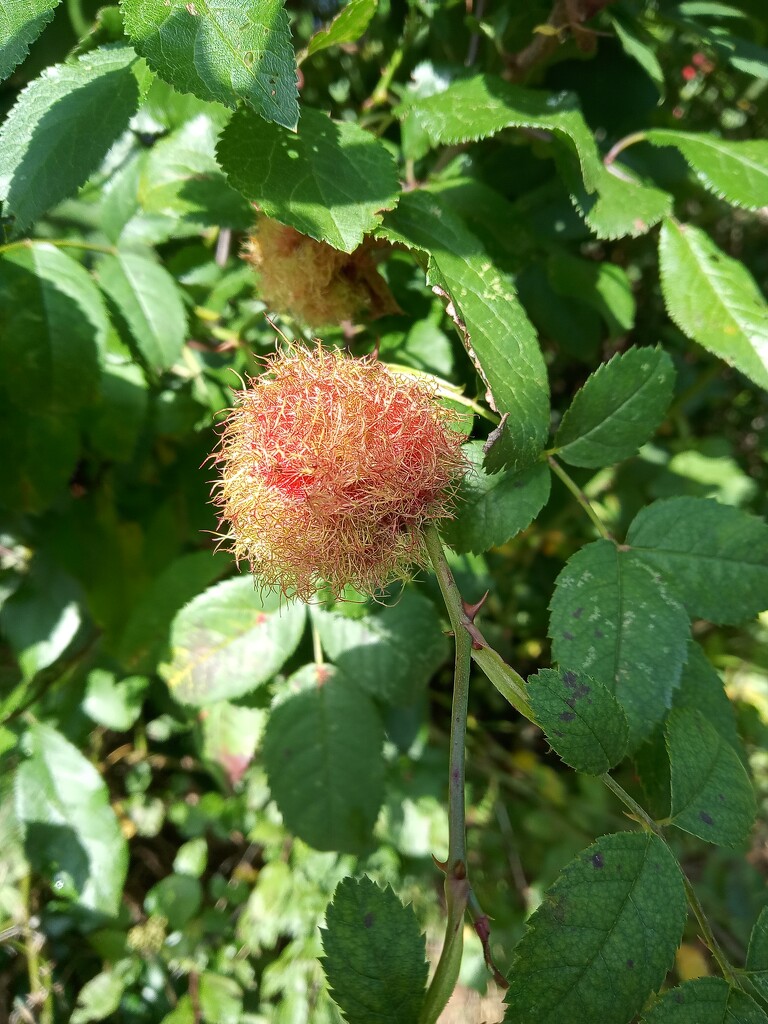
547, 456, 612, 540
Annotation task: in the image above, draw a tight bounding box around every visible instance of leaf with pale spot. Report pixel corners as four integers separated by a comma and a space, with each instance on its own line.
161, 576, 306, 705
627, 497, 768, 624
322, 876, 427, 1024
549, 539, 690, 749
667, 708, 756, 847
503, 832, 687, 1024
528, 667, 628, 775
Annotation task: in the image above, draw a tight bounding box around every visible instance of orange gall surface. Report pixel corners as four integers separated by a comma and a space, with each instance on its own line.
211, 347, 467, 600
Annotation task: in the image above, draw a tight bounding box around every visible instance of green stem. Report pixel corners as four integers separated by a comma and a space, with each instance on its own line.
600, 773, 661, 834
421, 527, 474, 1024
547, 456, 612, 540
0, 238, 116, 256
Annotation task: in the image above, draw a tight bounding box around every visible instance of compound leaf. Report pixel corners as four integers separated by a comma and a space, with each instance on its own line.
0, 44, 140, 232
379, 190, 549, 471
263, 677, 384, 853
647, 130, 768, 210
528, 667, 628, 775
0, 0, 62, 81
322, 876, 427, 1024
503, 832, 687, 1024
161, 576, 306, 705
217, 106, 399, 252
15, 723, 128, 915
627, 497, 768, 624
658, 219, 768, 390
554, 346, 676, 468
120, 0, 298, 129
549, 539, 690, 749
667, 708, 756, 846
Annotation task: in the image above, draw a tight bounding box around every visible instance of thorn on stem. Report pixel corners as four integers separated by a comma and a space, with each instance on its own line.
462, 590, 489, 623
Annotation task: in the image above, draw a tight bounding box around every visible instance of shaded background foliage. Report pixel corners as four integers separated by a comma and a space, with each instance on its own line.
1, 0, 767, 1022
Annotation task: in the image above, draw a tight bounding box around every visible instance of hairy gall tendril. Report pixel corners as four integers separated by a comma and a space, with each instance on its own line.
211, 346, 467, 601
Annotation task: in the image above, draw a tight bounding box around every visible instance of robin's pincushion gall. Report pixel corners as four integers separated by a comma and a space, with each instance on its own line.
244, 217, 398, 328
211, 346, 466, 600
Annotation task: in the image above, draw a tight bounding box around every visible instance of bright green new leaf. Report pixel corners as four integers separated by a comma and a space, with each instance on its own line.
0, 244, 108, 411
548, 251, 636, 337
15, 723, 128, 915
120, 0, 298, 130
322, 876, 427, 1024
627, 497, 768, 624
647, 130, 768, 210
84, 670, 148, 731
554, 346, 676, 467
441, 441, 551, 554
161, 576, 306, 705
0, 44, 140, 232
528, 667, 628, 774
0, 0, 62, 81
305, 0, 377, 59
217, 106, 399, 252
70, 970, 126, 1024
503, 832, 687, 1024
746, 906, 768, 1003
407, 74, 602, 195
667, 708, 756, 846
640, 977, 768, 1023
379, 190, 549, 471
610, 13, 665, 95
549, 539, 690, 749
95, 250, 188, 372
311, 589, 448, 705
263, 677, 385, 853
658, 219, 768, 390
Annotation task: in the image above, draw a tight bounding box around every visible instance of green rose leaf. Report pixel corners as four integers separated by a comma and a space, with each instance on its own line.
0, 0, 62, 81
120, 0, 298, 129
305, 0, 377, 59
0, 243, 108, 412
640, 977, 768, 1024
548, 251, 636, 337
746, 906, 768, 1004
646, 130, 768, 210
311, 589, 448, 706
528, 667, 629, 775
263, 676, 385, 853
503, 832, 687, 1024
95, 250, 189, 372
0, 44, 140, 232
321, 876, 427, 1024
673, 642, 742, 755
627, 497, 768, 624
549, 539, 690, 749
441, 442, 551, 554
379, 190, 549, 472
15, 723, 128, 915
161, 576, 306, 705
217, 106, 400, 252
554, 346, 676, 468
667, 708, 756, 847
658, 219, 768, 391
